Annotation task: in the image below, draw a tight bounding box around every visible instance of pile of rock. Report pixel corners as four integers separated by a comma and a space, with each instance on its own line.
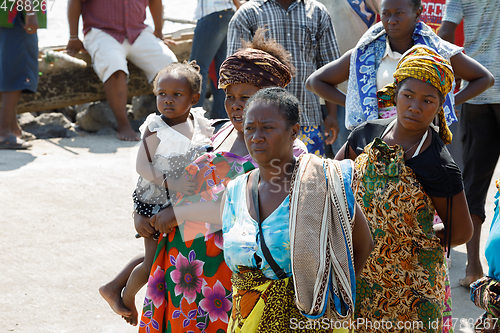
19, 94, 158, 139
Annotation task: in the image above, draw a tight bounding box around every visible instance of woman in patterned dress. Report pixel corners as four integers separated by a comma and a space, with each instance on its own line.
133, 29, 308, 333
221, 87, 374, 332
335, 46, 474, 332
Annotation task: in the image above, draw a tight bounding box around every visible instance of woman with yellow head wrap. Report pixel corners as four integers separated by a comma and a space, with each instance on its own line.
334, 45, 474, 333
377, 45, 455, 144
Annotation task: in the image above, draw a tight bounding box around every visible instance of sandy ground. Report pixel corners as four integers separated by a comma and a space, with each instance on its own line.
0, 133, 499, 333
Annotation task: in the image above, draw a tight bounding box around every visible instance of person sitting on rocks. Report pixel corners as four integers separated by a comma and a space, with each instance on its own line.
66, 0, 177, 141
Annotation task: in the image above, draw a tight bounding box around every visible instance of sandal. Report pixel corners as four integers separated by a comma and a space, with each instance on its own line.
0, 134, 32, 150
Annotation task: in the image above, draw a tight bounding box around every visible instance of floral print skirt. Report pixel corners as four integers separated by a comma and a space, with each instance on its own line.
138, 152, 256, 333
139, 226, 232, 333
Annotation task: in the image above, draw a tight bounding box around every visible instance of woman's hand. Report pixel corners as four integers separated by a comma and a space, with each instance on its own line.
150, 207, 180, 234
134, 212, 157, 238
167, 177, 198, 195
433, 223, 446, 247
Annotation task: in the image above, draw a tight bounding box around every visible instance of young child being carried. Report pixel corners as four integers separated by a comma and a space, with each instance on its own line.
100, 61, 214, 326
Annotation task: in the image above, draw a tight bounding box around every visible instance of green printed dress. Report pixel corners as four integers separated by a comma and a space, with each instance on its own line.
353, 138, 447, 333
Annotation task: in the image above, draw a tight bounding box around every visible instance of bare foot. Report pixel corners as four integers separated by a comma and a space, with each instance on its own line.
460, 262, 484, 288
99, 283, 132, 316
116, 124, 139, 141
121, 292, 138, 326
459, 275, 484, 288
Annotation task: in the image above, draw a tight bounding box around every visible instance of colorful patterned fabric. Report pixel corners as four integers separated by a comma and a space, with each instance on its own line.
228, 267, 348, 333
377, 45, 455, 144
485, 179, 500, 281
289, 155, 356, 321
345, 21, 462, 130
218, 48, 292, 90
222, 154, 355, 331
442, 261, 454, 333
432, 214, 454, 333
471, 179, 500, 333
139, 152, 255, 333
298, 126, 324, 157
346, 0, 376, 27
353, 138, 447, 332
471, 276, 500, 332
473, 311, 500, 333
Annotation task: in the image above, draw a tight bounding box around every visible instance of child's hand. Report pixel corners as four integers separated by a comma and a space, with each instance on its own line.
134, 212, 157, 238
150, 207, 178, 234
167, 176, 198, 196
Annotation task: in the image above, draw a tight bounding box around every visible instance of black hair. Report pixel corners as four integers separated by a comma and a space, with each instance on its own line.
153, 60, 202, 94
244, 87, 300, 128
395, 77, 444, 106
408, 0, 422, 11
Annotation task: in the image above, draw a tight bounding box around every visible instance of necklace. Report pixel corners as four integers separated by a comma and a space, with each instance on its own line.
404, 141, 420, 154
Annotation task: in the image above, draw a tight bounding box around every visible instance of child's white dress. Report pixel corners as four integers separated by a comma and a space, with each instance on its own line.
134, 107, 213, 217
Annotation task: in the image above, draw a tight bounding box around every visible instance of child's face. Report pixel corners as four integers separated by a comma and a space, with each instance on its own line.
155, 72, 200, 125
395, 77, 441, 132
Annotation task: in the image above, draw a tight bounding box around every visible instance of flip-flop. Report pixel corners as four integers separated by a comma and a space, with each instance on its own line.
0, 134, 32, 150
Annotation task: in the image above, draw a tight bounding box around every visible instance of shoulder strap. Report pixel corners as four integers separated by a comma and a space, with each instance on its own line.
251, 169, 287, 279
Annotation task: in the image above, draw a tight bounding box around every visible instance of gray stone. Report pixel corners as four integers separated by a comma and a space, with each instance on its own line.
55, 106, 77, 123
131, 94, 157, 121
74, 103, 90, 114
76, 101, 117, 132
95, 127, 117, 136
18, 112, 38, 127
36, 112, 73, 127
21, 112, 77, 139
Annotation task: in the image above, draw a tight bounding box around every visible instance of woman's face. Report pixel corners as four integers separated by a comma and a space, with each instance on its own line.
395, 77, 442, 132
380, 0, 421, 41
224, 83, 261, 132
243, 101, 298, 166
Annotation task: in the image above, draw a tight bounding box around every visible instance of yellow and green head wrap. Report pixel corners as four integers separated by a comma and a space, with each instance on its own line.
377, 45, 455, 144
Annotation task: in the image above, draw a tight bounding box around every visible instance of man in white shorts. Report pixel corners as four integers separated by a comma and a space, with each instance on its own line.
66, 0, 177, 141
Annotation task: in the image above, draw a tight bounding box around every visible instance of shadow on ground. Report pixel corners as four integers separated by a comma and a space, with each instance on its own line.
0, 150, 36, 171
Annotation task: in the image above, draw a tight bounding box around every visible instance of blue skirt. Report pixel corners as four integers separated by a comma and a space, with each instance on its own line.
0, 12, 38, 93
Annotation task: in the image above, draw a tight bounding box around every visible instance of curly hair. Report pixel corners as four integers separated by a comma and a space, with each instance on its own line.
153, 60, 203, 94
241, 27, 296, 77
